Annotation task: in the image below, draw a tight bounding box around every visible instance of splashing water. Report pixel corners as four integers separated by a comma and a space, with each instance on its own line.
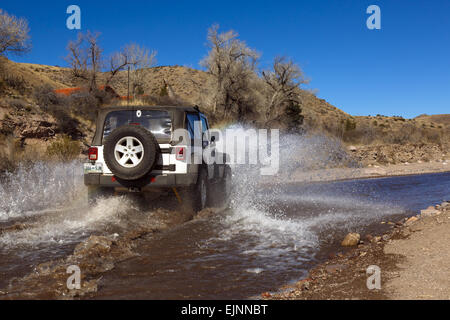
0, 196, 133, 247
0, 161, 84, 221
210, 126, 402, 264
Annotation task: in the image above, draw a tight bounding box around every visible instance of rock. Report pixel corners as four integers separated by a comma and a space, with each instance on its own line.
382, 234, 390, 241
296, 279, 311, 290
441, 202, 449, 208
405, 216, 418, 225
261, 292, 272, 298
341, 233, 360, 247
420, 206, 440, 217
372, 236, 382, 243
349, 146, 357, 152
325, 264, 347, 274
73, 235, 112, 258
365, 234, 373, 242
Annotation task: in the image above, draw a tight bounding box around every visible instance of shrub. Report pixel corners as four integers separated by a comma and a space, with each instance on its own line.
4, 97, 28, 110
34, 84, 62, 106
284, 101, 304, 132
159, 85, 168, 97
1, 73, 26, 91
47, 135, 80, 161
46, 105, 81, 139
344, 118, 356, 131
67, 90, 103, 121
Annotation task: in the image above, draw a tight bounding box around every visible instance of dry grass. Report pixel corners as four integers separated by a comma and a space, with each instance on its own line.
115, 98, 148, 106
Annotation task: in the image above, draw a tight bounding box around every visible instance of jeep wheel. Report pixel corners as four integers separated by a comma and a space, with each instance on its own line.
211, 165, 232, 208
182, 167, 210, 213
103, 125, 159, 180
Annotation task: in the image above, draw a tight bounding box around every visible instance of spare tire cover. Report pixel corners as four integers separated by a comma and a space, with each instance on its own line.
103, 125, 158, 180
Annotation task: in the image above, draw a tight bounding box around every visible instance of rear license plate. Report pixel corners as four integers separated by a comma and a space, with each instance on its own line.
84, 162, 103, 174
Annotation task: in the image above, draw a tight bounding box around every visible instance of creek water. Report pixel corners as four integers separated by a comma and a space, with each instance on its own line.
1, 160, 448, 298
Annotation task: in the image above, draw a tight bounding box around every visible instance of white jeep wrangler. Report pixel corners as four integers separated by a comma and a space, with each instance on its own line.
84, 105, 231, 212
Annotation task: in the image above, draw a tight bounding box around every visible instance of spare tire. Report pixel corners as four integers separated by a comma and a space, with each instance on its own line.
103, 125, 158, 180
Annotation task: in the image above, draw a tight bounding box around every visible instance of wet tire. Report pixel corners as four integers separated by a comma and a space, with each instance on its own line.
103, 125, 158, 180
211, 165, 232, 208
182, 167, 210, 213
88, 186, 115, 205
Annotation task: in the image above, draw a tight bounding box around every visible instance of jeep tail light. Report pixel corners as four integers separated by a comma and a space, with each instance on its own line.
175, 147, 186, 161
88, 147, 98, 161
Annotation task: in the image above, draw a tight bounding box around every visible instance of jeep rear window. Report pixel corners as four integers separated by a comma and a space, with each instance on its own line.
103, 110, 172, 141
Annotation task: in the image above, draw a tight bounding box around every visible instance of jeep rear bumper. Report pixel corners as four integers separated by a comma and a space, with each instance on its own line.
84, 173, 197, 188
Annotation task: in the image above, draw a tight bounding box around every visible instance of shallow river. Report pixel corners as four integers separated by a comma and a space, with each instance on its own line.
1, 163, 448, 299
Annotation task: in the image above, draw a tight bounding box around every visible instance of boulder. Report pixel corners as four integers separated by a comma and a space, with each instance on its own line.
420, 206, 440, 217
405, 216, 419, 225
341, 233, 360, 247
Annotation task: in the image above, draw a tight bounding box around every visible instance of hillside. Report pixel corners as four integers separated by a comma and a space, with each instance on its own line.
1, 57, 449, 171
415, 114, 450, 126
12, 60, 353, 130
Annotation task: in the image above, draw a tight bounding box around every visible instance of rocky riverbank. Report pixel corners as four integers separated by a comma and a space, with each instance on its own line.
266, 201, 450, 300
288, 161, 450, 184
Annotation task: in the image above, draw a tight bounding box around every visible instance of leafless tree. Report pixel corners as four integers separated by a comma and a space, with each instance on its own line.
105, 51, 129, 86
0, 9, 31, 57
67, 33, 156, 97
66, 31, 102, 91
262, 56, 308, 120
122, 43, 157, 97
201, 24, 260, 119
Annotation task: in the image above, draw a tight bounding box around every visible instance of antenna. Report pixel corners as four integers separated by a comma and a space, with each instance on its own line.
127, 65, 130, 107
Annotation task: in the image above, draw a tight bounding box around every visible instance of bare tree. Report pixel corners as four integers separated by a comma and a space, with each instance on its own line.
262, 56, 308, 121
105, 51, 129, 86
66, 31, 102, 91
122, 43, 157, 98
0, 9, 31, 57
201, 24, 259, 118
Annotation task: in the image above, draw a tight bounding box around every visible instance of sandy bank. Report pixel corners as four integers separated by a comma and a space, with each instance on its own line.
267, 201, 450, 300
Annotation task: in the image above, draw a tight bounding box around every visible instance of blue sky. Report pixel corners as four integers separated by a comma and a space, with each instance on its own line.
2, 0, 449, 118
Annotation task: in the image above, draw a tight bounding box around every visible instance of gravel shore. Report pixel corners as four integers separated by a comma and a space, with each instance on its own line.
289, 161, 450, 183
266, 201, 450, 300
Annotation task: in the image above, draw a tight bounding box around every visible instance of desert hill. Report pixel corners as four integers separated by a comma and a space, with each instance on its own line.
10, 60, 353, 133
0, 57, 449, 171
